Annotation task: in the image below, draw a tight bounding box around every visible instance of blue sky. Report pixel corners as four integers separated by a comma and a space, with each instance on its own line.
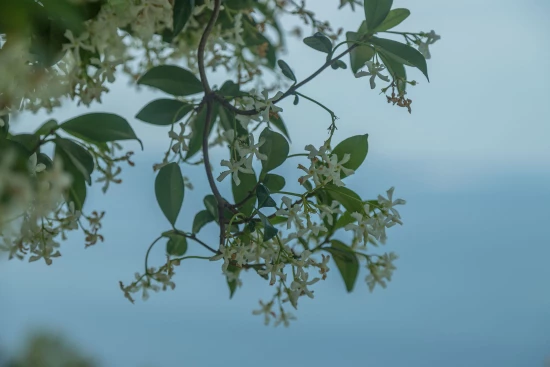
1, 0, 549, 366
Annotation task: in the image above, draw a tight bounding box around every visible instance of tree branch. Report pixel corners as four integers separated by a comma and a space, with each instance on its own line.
197, 0, 222, 94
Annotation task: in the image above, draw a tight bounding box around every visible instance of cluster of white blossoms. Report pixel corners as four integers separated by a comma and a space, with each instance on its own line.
235, 89, 285, 128
298, 143, 354, 187
0, 150, 87, 264
217, 130, 267, 185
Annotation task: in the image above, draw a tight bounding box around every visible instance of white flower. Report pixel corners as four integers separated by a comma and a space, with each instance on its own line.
252, 300, 275, 325
304, 143, 329, 160
418, 30, 440, 59
325, 153, 354, 186
169, 122, 192, 153
275, 196, 304, 229
344, 203, 373, 244
354, 61, 390, 89
238, 134, 267, 161
216, 157, 254, 186
254, 89, 284, 122
258, 262, 286, 286
28, 153, 46, 175
377, 186, 406, 219
290, 272, 320, 300
318, 201, 342, 225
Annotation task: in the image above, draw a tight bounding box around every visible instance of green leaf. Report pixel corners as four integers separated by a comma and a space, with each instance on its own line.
325, 240, 359, 292
218, 104, 247, 137
331, 60, 347, 70
232, 171, 257, 216
331, 134, 369, 177
256, 184, 277, 209
378, 52, 407, 93
192, 210, 215, 234
137, 65, 204, 96
346, 31, 376, 74
303, 32, 332, 54
363, 0, 393, 31
259, 213, 278, 242
226, 264, 241, 299
369, 36, 429, 80
262, 173, 285, 192
277, 59, 296, 82
172, 0, 194, 38
61, 113, 143, 149
185, 106, 218, 159
34, 119, 58, 136
135, 99, 194, 125
54, 145, 87, 211
204, 194, 220, 222
258, 128, 289, 174
9, 134, 40, 151
270, 113, 291, 141
165, 232, 188, 256
373, 8, 410, 32
155, 162, 184, 226
55, 138, 95, 185
324, 184, 364, 213
219, 80, 242, 99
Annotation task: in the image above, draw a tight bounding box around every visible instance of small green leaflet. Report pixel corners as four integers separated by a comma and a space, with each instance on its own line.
232, 171, 257, 216
226, 264, 241, 299
256, 184, 277, 209
172, 0, 194, 39
34, 119, 58, 136
277, 59, 296, 82
135, 99, 194, 126
54, 145, 87, 211
259, 212, 278, 242
325, 240, 360, 292
137, 65, 204, 96
324, 184, 364, 213
262, 173, 285, 193
165, 232, 188, 256
303, 32, 332, 54
192, 210, 215, 234
155, 162, 184, 226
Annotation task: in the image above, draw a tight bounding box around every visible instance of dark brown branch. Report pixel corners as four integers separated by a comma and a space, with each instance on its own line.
197, 0, 221, 94
214, 44, 359, 116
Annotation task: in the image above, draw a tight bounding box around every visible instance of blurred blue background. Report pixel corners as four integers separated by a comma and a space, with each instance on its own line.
1, 0, 549, 366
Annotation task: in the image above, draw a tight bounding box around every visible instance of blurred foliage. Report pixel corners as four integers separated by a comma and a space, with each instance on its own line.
1, 332, 97, 367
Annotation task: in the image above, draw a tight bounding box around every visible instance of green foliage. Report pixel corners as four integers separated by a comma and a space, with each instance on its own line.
256, 184, 277, 209
185, 106, 218, 159
34, 119, 59, 136
54, 145, 87, 210
233, 171, 257, 216
269, 113, 291, 141
155, 163, 184, 226
259, 213, 278, 241
135, 99, 194, 125
226, 264, 241, 299
370, 37, 429, 80
331, 134, 369, 176
262, 173, 286, 193
170, 0, 195, 41
61, 113, 143, 149
137, 65, 204, 96
363, 0, 393, 31
277, 60, 297, 82
373, 8, 410, 32
9, 134, 40, 152
54, 138, 94, 185
303, 32, 333, 54
192, 210, 215, 234
346, 31, 375, 73
258, 128, 289, 174
165, 232, 188, 256
325, 240, 360, 292
324, 185, 364, 213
